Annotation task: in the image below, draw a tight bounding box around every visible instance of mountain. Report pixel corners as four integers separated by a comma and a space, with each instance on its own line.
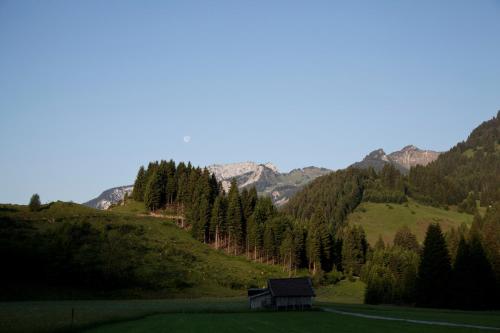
207, 162, 332, 206
83, 185, 133, 210
350, 145, 440, 173
84, 162, 331, 209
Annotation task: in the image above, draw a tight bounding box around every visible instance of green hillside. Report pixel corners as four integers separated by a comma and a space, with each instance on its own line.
0, 202, 285, 300
347, 200, 473, 245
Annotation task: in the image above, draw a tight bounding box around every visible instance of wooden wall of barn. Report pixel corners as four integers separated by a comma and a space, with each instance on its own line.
275, 296, 312, 309
249, 293, 272, 309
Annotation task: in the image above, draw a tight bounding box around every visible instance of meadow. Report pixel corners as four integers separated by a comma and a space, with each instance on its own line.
347, 200, 474, 244
1, 279, 499, 333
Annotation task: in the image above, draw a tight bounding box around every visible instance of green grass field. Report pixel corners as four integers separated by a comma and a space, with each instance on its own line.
347, 200, 474, 245
85, 311, 495, 333
1, 297, 499, 333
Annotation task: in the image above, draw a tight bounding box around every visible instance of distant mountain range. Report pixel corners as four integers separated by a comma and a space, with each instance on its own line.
207, 162, 332, 206
350, 145, 440, 173
83, 146, 439, 210
83, 162, 331, 209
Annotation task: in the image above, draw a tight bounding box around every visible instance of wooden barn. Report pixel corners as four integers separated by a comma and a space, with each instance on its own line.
248, 277, 315, 310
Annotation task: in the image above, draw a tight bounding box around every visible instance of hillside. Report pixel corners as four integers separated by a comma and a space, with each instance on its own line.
409, 111, 500, 206
0, 202, 285, 300
347, 200, 474, 245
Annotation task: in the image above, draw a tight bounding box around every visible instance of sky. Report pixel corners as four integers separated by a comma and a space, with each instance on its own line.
1, 0, 499, 204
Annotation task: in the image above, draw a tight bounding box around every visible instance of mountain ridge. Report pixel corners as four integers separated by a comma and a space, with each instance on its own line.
350, 145, 440, 173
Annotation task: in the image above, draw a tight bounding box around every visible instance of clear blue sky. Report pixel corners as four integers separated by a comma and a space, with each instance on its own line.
1, 1, 499, 204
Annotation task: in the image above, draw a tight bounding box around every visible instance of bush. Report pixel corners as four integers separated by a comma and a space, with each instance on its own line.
323, 267, 344, 285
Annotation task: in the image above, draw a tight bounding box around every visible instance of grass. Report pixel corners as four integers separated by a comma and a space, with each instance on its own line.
3, 280, 496, 333
348, 200, 474, 245
0, 201, 286, 300
108, 200, 148, 215
0, 298, 248, 333
84, 310, 498, 333
318, 303, 500, 328
315, 279, 365, 304
2, 298, 497, 333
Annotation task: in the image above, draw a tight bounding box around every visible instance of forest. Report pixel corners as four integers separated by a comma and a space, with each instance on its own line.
125, 112, 500, 310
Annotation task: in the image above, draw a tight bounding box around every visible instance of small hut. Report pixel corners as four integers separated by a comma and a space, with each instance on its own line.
248, 277, 315, 310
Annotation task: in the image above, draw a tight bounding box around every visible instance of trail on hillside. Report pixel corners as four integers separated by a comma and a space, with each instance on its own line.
322, 307, 500, 331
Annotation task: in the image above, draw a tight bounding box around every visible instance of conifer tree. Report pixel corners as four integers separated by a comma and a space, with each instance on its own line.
341, 225, 368, 276
132, 166, 146, 201
29, 193, 41, 212
416, 223, 451, 308
209, 195, 226, 248
247, 197, 273, 259
263, 223, 276, 263
144, 170, 162, 211
307, 227, 321, 274
195, 194, 211, 242
280, 228, 297, 273
226, 179, 243, 254
165, 160, 177, 204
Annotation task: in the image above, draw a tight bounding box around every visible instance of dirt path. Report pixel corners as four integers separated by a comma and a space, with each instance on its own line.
322, 307, 500, 331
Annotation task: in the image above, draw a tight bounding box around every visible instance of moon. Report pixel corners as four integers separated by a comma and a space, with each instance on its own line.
183, 135, 191, 143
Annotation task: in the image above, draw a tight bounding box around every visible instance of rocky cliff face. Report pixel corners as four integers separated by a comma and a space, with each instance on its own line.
351, 145, 440, 173
207, 162, 331, 206
388, 145, 441, 170
83, 185, 133, 210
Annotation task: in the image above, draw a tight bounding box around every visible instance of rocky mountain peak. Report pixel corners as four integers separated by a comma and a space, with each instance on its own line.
351, 145, 441, 174
366, 149, 388, 160
401, 145, 419, 151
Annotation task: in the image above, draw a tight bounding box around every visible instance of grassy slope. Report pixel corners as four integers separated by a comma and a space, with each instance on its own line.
347, 200, 474, 245
0, 202, 285, 299
315, 280, 365, 304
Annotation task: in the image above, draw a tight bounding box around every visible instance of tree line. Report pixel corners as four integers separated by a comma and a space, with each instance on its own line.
131, 160, 371, 277
362, 205, 500, 309
132, 155, 499, 309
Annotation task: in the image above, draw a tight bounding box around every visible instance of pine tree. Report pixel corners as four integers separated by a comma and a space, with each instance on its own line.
165, 160, 177, 204
29, 194, 41, 212
467, 233, 496, 309
450, 236, 472, 309
263, 223, 276, 263
341, 225, 368, 276
416, 223, 452, 308
209, 195, 226, 248
144, 170, 162, 211
195, 194, 211, 242
280, 228, 297, 273
226, 179, 243, 254
247, 197, 273, 260
241, 187, 258, 221
132, 166, 146, 201
307, 227, 321, 274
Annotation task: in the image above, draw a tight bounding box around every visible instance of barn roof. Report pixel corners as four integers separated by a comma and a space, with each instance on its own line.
268, 277, 315, 297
